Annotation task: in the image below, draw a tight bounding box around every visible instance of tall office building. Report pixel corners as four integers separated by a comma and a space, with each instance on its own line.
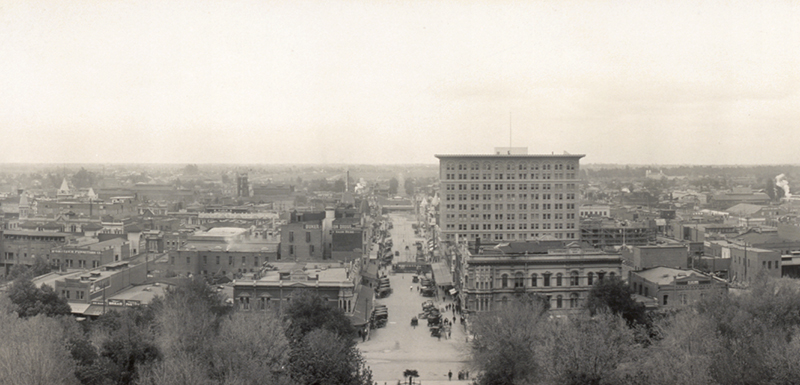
435, 148, 584, 243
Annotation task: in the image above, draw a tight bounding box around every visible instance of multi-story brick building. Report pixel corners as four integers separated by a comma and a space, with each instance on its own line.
51, 237, 131, 270
232, 260, 373, 330
435, 148, 584, 243
1, 230, 72, 275
457, 240, 622, 313
727, 242, 781, 284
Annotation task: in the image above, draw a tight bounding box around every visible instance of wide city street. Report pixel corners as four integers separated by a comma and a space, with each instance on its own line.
360, 212, 473, 385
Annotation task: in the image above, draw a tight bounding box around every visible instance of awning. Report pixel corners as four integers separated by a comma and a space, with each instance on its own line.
83, 305, 105, 316
430, 262, 453, 287
69, 302, 91, 314
449, 288, 458, 296
347, 285, 375, 327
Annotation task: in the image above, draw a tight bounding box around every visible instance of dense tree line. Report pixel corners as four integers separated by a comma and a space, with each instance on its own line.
469, 276, 800, 385
0, 278, 372, 385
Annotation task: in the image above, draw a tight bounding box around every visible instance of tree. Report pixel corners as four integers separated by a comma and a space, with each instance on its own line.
586, 276, 647, 327
287, 329, 373, 385
210, 312, 291, 384
404, 178, 416, 196
183, 164, 199, 175
334, 178, 346, 192
469, 296, 549, 385
97, 311, 160, 385
540, 311, 637, 385
389, 177, 399, 195
765, 177, 777, 200
403, 369, 419, 385
0, 313, 78, 385
283, 290, 355, 343
72, 167, 96, 189
7, 277, 71, 318
613, 310, 720, 385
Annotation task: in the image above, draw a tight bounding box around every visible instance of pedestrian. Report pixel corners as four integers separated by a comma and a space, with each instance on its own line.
453, 316, 456, 324
448, 330, 451, 338
448, 370, 452, 381
466, 371, 469, 380
410, 285, 413, 291
438, 333, 441, 341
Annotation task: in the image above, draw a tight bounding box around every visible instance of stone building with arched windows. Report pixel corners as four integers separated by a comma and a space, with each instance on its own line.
458, 240, 622, 313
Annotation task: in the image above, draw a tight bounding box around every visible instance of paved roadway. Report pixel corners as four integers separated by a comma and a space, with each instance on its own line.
360, 212, 473, 385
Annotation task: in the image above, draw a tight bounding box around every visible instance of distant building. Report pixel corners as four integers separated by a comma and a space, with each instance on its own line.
629, 267, 727, 308
709, 188, 771, 210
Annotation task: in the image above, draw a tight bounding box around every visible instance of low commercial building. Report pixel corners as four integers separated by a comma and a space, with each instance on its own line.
629, 267, 728, 308
29, 261, 150, 316
232, 260, 372, 329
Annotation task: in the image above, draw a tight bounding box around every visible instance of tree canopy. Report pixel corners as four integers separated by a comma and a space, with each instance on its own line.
283, 289, 355, 342
586, 276, 648, 327
6, 277, 71, 318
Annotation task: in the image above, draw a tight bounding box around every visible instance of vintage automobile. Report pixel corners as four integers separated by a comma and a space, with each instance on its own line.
377, 287, 393, 298
411, 316, 418, 326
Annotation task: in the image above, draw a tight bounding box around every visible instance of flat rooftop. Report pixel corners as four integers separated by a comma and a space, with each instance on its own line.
182, 242, 279, 253
435, 154, 585, 159
108, 284, 167, 304
634, 266, 705, 285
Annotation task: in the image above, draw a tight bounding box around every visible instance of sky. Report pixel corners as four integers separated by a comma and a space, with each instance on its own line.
1, 0, 798, 165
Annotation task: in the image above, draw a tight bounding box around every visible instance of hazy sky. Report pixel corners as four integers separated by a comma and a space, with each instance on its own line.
1, 0, 798, 165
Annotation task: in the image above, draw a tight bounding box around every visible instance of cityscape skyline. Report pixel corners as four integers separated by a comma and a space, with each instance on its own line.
2, 0, 798, 165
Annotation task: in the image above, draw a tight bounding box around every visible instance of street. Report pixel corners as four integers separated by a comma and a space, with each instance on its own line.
360, 212, 473, 385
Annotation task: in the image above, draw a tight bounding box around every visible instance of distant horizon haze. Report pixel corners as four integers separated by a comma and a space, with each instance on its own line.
1, 1, 798, 165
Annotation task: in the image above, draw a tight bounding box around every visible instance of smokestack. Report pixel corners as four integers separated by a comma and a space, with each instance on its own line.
474, 237, 481, 254
346, 170, 350, 192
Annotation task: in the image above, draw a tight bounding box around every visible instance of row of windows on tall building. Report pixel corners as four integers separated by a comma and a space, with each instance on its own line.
445, 193, 577, 201
444, 205, 577, 214
446, 223, 577, 230
445, 162, 577, 171
444, 194, 575, 206
446, 183, 578, 191
448, 232, 578, 240
444, 173, 577, 180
